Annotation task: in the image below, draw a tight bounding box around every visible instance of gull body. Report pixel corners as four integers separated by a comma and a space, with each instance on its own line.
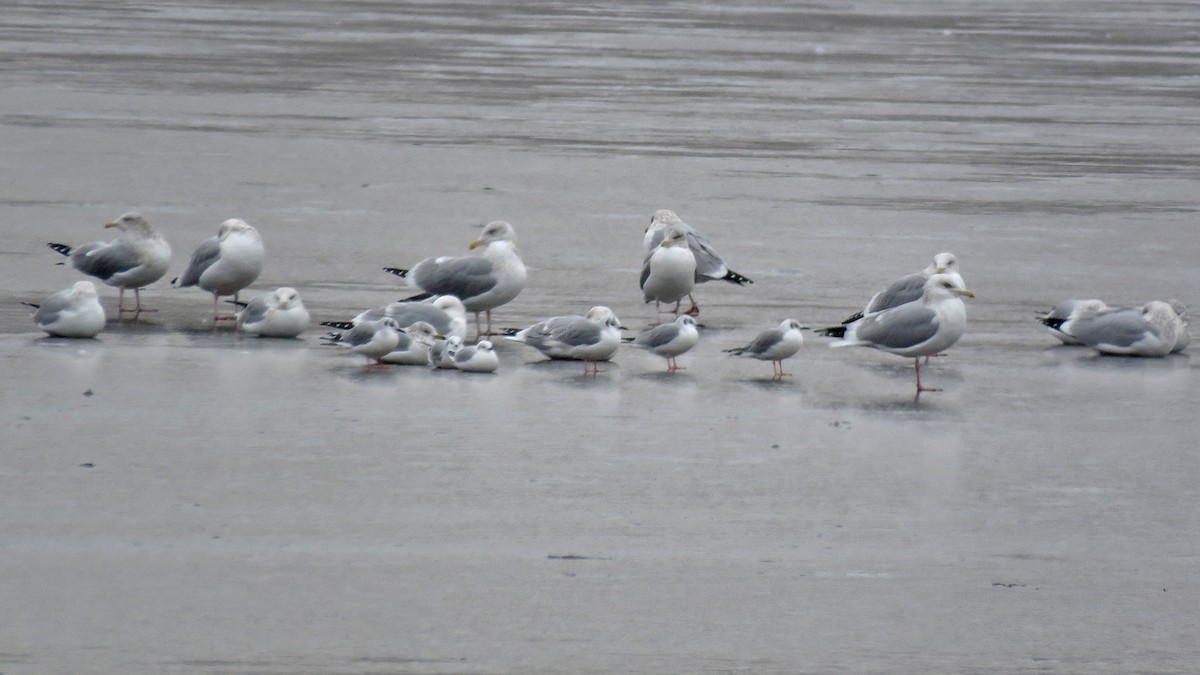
47, 212, 172, 315
507, 306, 622, 375
629, 315, 699, 372
381, 321, 441, 365
451, 339, 500, 373
842, 252, 962, 325
237, 287, 310, 338
644, 210, 752, 315
724, 319, 805, 380
640, 226, 696, 314
174, 219, 265, 320
26, 281, 107, 338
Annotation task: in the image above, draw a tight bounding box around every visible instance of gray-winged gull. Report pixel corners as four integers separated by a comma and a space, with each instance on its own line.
641, 226, 696, 315
644, 209, 752, 315
322, 295, 468, 341
23, 280, 107, 338
173, 219, 265, 321
724, 318, 805, 380
841, 252, 963, 325
451, 339, 500, 373
47, 212, 172, 316
1061, 301, 1185, 357
1037, 299, 1108, 345
628, 315, 700, 372
236, 287, 310, 338
381, 321, 442, 366
506, 305, 623, 375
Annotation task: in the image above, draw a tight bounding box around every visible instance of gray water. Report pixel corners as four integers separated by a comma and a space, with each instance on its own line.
2, 2, 1200, 673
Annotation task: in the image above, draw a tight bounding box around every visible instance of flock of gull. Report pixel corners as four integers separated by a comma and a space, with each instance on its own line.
25, 209, 1191, 397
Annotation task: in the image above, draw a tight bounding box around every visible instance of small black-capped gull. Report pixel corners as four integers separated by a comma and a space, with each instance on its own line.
451, 339, 500, 373
47, 212, 172, 316
1062, 301, 1186, 357
173, 219, 265, 321
644, 209, 752, 315
628, 315, 699, 372
841, 252, 963, 325
822, 274, 975, 396
23, 280, 107, 338
1037, 299, 1108, 345
641, 226, 696, 316
384, 221, 526, 339
724, 319, 805, 381
322, 295, 468, 341
506, 306, 623, 375
236, 287, 310, 338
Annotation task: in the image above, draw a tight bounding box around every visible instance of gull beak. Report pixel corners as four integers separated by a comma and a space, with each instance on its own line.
434, 333, 446, 340
103, 221, 118, 229
955, 289, 977, 299
467, 239, 483, 250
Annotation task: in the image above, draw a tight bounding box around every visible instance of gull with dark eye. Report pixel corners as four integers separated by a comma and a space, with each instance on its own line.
724, 319, 805, 381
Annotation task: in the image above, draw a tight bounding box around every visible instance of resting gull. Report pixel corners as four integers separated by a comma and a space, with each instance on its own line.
506, 305, 623, 375
384, 221, 526, 339
23, 280, 107, 338
47, 212, 172, 316
724, 319, 805, 381
451, 339, 500, 373
173, 219, 265, 321
381, 321, 441, 365
1060, 301, 1185, 357
322, 295, 468, 341
236, 287, 310, 338
821, 273, 975, 396
644, 209, 752, 315
1037, 299, 1108, 345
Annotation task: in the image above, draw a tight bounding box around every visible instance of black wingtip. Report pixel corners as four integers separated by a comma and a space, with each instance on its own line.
840, 311, 864, 325
400, 292, 434, 303
815, 325, 848, 339
722, 270, 753, 285
320, 320, 355, 330
722, 347, 744, 356
47, 242, 72, 256
20, 301, 40, 309
224, 299, 249, 309
1040, 317, 1066, 330
382, 267, 409, 278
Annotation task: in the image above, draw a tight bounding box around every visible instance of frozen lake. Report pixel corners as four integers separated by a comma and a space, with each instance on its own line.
2, 1, 1199, 672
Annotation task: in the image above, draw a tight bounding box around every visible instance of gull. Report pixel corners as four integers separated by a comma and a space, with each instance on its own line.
505, 306, 623, 375
451, 339, 500, 373
724, 319, 805, 380
430, 335, 462, 369
841, 252, 962, 325
1167, 300, 1190, 353
22, 281, 107, 338
324, 317, 401, 367
641, 226, 696, 316
321, 295, 468, 340
644, 209, 752, 315
173, 219, 265, 321
1037, 299, 1108, 345
821, 274, 975, 396
627, 315, 699, 372
47, 212, 172, 316
381, 321, 441, 365
236, 287, 310, 338
384, 220, 526, 339
1061, 301, 1185, 357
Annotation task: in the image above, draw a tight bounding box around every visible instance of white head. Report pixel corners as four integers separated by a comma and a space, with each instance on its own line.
658, 225, 689, 249
272, 287, 300, 309
1069, 299, 1108, 320
648, 209, 683, 231
585, 305, 622, 329
445, 335, 464, 354
404, 321, 440, 346
476, 340, 495, 353
72, 280, 100, 299
780, 318, 804, 332
677, 315, 697, 327
924, 252, 958, 276
1167, 299, 1188, 325
104, 212, 156, 237
468, 221, 517, 250
923, 273, 975, 300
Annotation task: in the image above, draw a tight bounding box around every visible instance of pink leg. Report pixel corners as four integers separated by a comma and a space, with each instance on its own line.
685, 293, 700, 316
915, 357, 942, 394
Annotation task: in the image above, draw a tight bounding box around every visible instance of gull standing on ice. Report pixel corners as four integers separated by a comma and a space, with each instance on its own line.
628, 315, 700, 372
23, 281, 107, 338
173, 219, 265, 321
724, 319, 805, 381
506, 306, 623, 375
451, 339, 500, 373
641, 226, 696, 316
236, 287, 310, 338
841, 252, 962, 325
821, 274, 975, 396
47, 212, 172, 316
644, 209, 752, 315
383, 221, 526, 339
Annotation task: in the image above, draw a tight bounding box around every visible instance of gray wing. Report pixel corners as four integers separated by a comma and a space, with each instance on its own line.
32, 288, 76, 325
384, 303, 451, 334
71, 240, 140, 281
411, 256, 496, 301
853, 303, 940, 349
639, 248, 654, 290
742, 327, 785, 356
865, 272, 927, 314
552, 319, 603, 347
634, 323, 680, 349
344, 321, 380, 348
238, 295, 271, 325
176, 237, 221, 287
452, 345, 478, 364
684, 230, 729, 281
1070, 308, 1153, 348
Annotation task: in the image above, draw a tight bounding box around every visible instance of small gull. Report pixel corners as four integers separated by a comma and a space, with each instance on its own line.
506, 306, 623, 375
451, 339, 500, 373
330, 317, 401, 367
23, 280, 107, 338
47, 212, 172, 316
384, 221, 526, 339
822, 274, 975, 396
236, 287, 310, 338
841, 252, 962, 325
381, 321, 441, 365
627, 315, 699, 372
641, 226, 696, 316
1037, 299, 1108, 345
644, 209, 752, 315
724, 319, 805, 381
173, 219, 265, 321
321, 295, 468, 340
1061, 301, 1184, 357
431, 335, 462, 369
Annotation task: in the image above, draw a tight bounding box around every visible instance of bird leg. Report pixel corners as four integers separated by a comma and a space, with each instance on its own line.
685, 293, 701, 316
666, 357, 686, 372
583, 360, 605, 376
914, 357, 942, 394
212, 293, 237, 322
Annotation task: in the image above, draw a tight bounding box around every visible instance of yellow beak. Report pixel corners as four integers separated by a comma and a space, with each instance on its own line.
956, 289, 977, 299
468, 240, 483, 250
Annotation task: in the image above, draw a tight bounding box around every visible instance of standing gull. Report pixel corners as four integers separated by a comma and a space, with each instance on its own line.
47, 212, 172, 316
236, 287, 310, 338
724, 319, 805, 381
384, 221, 526, 339
1060, 301, 1184, 357
506, 306, 623, 375
23, 281, 107, 338
641, 226, 696, 317
644, 209, 752, 315
822, 274, 975, 397
627, 315, 700, 372
173, 219, 265, 321
841, 252, 962, 325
